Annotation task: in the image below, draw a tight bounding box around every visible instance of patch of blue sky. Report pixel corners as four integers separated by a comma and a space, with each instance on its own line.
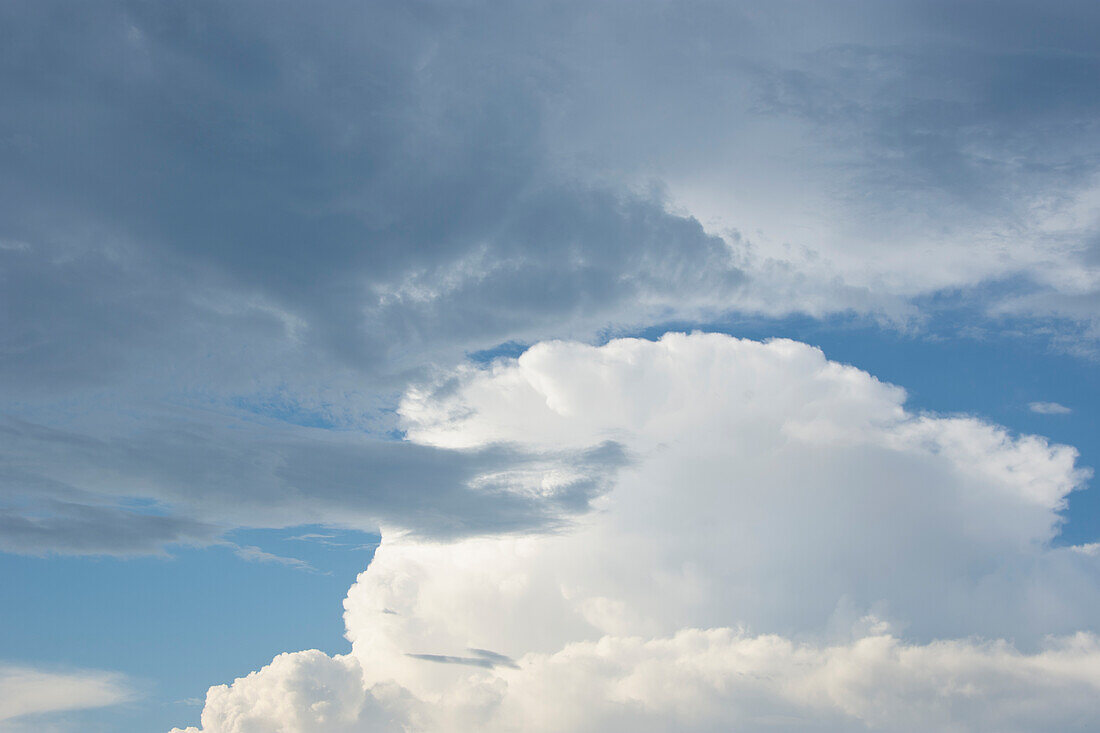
467, 340, 532, 364
114, 496, 181, 516
228, 394, 342, 430
0, 526, 378, 733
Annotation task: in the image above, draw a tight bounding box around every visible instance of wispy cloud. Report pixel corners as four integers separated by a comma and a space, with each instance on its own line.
1030, 401, 1073, 415
0, 664, 133, 724
226, 544, 322, 575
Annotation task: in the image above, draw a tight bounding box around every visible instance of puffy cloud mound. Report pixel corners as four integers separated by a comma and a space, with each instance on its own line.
175, 333, 1100, 733
175, 632, 1100, 733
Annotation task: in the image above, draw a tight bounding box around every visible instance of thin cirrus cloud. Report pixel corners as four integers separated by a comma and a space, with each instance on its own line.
173, 334, 1100, 733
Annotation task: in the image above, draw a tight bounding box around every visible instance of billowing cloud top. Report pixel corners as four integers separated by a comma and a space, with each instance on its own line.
175, 334, 1100, 733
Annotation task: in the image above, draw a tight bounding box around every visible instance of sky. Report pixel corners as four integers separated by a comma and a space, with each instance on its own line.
1, 1, 1099, 731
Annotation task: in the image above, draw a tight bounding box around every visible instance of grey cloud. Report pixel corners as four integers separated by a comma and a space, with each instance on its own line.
0, 0, 744, 399
0, 501, 219, 556
407, 648, 519, 670
4, 0, 1100, 555
3, 1, 1100, 399
0, 414, 628, 554
530, 1, 1100, 324
3, 0, 1098, 397
781, 44, 1100, 214
405, 653, 494, 669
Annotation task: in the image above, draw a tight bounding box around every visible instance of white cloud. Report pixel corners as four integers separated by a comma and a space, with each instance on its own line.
168, 651, 389, 733
0, 664, 132, 729
536, 3, 1100, 328
1030, 401, 1073, 415
1072, 542, 1100, 557
176, 333, 1100, 733
174, 630, 1100, 733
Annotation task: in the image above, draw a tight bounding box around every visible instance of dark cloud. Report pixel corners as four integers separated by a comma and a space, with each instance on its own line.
0, 414, 628, 554
0, 0, 743, 398
407, 648, 519, 670
0, 501, 219, 556
2, 0, 1100, 554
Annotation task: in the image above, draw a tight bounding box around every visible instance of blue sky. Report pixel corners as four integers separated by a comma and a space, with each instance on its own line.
2, 2, 1100, 732
0, 528, 378, 732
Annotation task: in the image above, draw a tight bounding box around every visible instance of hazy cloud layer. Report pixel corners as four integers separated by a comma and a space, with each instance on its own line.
174, 334, 1100, 732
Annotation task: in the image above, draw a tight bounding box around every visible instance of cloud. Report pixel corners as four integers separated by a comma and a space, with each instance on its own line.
0, 0, 748, 402
228, 544, 320, 574
175, 632, 1100, 733
1030, 401, 1073, 415
0, 416, 626, 555
0, 501, 219, 557
168, 651, 390, 733
175, 334, 1100, 732
406, 649, 519, 671
1072, 543, 1100, 557
5, 0, 1100, 555
541, 2, 1100, 326
4, 3, 1100, 728
0, 664, 132, 730
2, 0, 1099, 411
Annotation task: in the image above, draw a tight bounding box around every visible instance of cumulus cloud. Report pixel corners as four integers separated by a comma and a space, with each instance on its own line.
174, 632, 1100, 733
1073, 543, 1100, 557
0, 664, 132, 730
175, 334, 1100, 733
